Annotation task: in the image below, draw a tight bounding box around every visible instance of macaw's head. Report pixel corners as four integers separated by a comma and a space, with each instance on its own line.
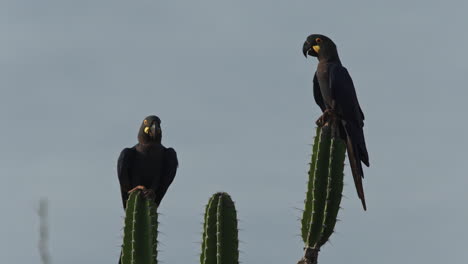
303, 34, 340, 61
138, 115, 162, 144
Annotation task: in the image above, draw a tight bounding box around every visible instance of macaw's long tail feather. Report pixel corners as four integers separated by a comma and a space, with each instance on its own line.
342, 121, 369, 210
346, 136, 367, 210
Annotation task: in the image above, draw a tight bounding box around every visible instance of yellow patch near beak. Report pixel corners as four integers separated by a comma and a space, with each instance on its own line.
313, 45, 320, 53
144, 127, 150, 134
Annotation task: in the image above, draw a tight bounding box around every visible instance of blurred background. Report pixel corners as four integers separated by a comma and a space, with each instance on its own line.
1, 0, 467, 263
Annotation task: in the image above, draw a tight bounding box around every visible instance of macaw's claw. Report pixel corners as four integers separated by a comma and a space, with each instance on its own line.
128, 185, 146, 194
143, 189, 155, 200
316, 109, 338, 127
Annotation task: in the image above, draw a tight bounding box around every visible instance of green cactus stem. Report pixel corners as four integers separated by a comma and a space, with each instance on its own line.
300, 122, 346, 263
301, 126, 322, 243
200, 192, 239, 264
121, 190, 158, 264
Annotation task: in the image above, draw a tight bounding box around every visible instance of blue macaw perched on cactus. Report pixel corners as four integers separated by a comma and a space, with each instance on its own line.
117, 115, 178, 209
303, 34, 370, 210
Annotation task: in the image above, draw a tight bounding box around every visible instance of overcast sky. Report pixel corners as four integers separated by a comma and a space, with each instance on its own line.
2, 0, 468, 263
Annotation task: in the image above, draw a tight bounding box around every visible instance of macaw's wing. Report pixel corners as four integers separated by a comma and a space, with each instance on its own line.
313, 73, 326, 112
329, 64, 369, 210
329, 65, 365, 125
154, 147, 178, 207
117, 147, 136, 209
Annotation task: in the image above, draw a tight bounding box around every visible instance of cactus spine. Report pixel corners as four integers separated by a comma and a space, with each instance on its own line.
121, 190, 158, 264
200, 192, 239, 264
300, 123, 346, 263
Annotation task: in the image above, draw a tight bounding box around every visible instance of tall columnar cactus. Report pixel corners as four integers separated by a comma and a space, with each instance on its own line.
299, 123, 346, 264
200, 192, 239, 264
121, 190, 159, 264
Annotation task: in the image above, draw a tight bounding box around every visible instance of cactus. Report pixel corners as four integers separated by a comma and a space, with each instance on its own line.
299, 123, 346, 263
200, 192, 239, 264
121, 190, 159, 264
114, 124, 352, 264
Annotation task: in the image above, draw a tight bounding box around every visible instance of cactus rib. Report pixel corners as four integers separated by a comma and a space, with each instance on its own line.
301, 126, 321, 242
319, 137, 346, 246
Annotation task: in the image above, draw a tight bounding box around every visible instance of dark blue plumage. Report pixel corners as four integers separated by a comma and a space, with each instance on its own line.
117, 115, 178, 209
304, 34, 369, 210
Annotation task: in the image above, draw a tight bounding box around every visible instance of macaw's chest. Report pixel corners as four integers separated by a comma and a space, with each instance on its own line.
316, 63, 333, 108
130, 145, 166, 187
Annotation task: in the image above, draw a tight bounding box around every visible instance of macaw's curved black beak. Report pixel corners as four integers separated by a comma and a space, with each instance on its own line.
303, 40, 319, 58
150, 123, 157, 138
144, 122, 161, 139
303, 40, 312, 58
150, 123, 162, 139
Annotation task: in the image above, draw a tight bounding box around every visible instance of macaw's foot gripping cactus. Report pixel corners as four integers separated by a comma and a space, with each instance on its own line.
121, 190, 159, 264
299, 123, 347, 264
200, 192, 239, 264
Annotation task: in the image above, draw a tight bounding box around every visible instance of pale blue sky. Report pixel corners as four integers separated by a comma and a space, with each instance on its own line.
1, 0, 468, 263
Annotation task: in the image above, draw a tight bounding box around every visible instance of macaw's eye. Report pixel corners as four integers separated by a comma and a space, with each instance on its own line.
315, 38, 322, 44
144, 120, 148, 125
